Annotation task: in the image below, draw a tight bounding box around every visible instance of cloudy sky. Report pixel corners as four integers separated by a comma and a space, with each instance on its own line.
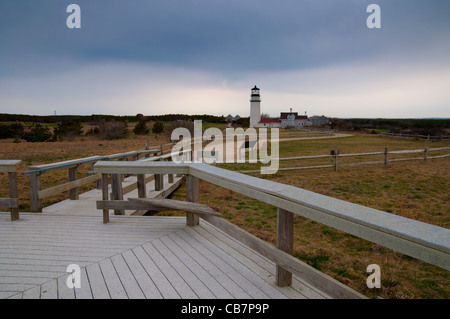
1, 0, 449, 118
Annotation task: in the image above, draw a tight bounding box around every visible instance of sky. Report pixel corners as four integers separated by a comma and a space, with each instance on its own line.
0, 0, 449, 118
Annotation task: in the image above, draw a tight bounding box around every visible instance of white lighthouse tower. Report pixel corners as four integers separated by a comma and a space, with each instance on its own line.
249, 85, 261, 128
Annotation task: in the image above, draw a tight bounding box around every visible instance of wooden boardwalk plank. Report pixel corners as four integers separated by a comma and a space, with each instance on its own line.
57, 275, 75, 299
98, 258, 127, 299
40, 279, 57, 299
74, 267, 93, 299
191, 225, 290, 299
121, 249, 163, 299
181, 227, 271, 298
142, 242, 198, 299
110, 254, 145, 299
160, 235, 233, 299
156, 236, 219, 298
22, 285, 41, 299
172, 231, 251, 299
131, 246, 179, 299
85, 263, 110, 299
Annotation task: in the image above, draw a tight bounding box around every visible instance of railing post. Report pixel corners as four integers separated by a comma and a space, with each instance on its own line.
9, 171, 19, 221
186, 174, 199, 226
110, 174, 124, 215
424, 145, 428, 162
384, 147, 388, 168
29, 172, 42, 212
101, 174, 109, 223
68, 166, 79, 200
137, 174, 146, 198
276, 207, 294, 287
167, 158, 174, 184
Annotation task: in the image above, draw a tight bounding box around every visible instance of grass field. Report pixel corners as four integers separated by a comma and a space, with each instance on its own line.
0, 130, 448, 298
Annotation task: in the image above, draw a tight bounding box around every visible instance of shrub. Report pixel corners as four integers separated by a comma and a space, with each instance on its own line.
152, 121, 165, 134
99, 119, 128, 140
133, 118, 150, 135
22, 123, 53, 142
53, 120, 83, 141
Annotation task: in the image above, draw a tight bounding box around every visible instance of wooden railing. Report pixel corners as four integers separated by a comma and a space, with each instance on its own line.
239, 145, 450, 173
0, 160, 21, 221
93, 161, 450, 299
22, 148, 161, 212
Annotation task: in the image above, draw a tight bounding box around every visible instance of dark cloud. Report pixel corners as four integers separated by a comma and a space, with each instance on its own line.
2, 0, 448, 76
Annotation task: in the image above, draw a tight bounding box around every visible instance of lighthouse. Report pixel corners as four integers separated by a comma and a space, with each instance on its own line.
249, 85, 261, 128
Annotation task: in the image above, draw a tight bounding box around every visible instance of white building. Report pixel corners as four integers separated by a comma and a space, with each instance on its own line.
249, 86, 311, 128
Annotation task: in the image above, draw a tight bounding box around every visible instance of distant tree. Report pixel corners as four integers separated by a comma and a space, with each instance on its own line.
133, 117, 150, 135
152, 121, 165, 134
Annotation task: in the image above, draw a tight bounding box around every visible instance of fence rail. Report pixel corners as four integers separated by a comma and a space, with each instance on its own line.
0, 160, 21, 221
239, 145, 450, 173
93, 160, 450, 299
380, 132, 450, 141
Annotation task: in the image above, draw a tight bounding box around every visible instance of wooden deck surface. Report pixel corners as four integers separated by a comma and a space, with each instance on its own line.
0, 213, 331, 299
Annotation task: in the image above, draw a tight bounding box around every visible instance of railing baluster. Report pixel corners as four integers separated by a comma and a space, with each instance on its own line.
68, 166, 79, 200
29, 172, 42, 212
101, 173, 109, 223
186, 174, 199, 226
276, 207, 294, 286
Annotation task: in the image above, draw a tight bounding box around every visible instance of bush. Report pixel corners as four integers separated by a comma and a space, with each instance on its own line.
53, 120, 83, 141
99, 119, 128, 140
22, 124, 53, 142
0, 122, 24, 139
133, 118, 150, 135
152, 121, 165, 134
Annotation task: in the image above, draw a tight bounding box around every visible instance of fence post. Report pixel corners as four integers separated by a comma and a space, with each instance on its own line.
331, 150, 339, 171
9, 171, 19, 221
276, 208, 294, 286
101, 174, 109, 223
68, 166, 79, 200
29, 172, 42, 212
424, 145, 428, 162
186, 174, 199, 226
384, 147, 388, 168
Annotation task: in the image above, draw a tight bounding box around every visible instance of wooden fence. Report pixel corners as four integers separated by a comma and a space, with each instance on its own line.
240, 145, 450, 173
380, 132, 450, 141
93, 160, 450, 299
0, 160, 21, 221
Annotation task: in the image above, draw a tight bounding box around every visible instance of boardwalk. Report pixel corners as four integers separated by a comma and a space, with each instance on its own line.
0, 213, 331, 299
